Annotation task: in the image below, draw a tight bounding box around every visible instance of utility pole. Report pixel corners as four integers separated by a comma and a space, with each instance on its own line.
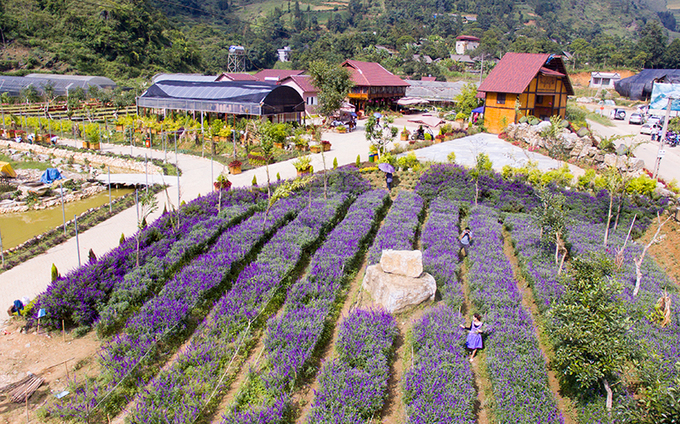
653, 96, 674, 179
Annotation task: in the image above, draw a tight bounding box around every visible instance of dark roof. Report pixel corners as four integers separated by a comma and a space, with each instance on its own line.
0, 75, 116, 97
253, 69, 305, 82
456, 35, 480, 42
478, 53, 574, 95
281, 75, 317, 93
615, 69, 680, 100
341, 60, 409, 87
138, 80, 304, 115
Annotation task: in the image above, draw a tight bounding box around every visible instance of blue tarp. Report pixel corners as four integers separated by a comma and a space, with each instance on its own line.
472, 106, 485, 114
40, 168, 62, 184
649, 83, 680, 111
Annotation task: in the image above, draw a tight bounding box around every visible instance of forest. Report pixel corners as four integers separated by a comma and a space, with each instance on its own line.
0, 0, 678, 82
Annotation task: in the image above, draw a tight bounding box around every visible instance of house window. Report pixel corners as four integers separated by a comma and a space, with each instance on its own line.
497, 93, 506, 104
602, 78, 610, 86
306, 96, 317, 105
536, 95, 544, 105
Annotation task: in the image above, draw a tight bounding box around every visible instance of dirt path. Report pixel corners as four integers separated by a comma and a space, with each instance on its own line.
293, 258, 369, 424
459, 261, 490, 424
502, 230, 577, 424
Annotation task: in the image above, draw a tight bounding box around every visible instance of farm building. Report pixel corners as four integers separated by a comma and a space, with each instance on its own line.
477, 53, 574, 134
455, 35, 480, 55
280, 74, 319, 115
615, 69, 680, 100
404, 80, 476, 106
136, 80, 305, 123
0, 74, 116, 97
341, 59, 409, 112
152, 74, 218, 83
589, 72, 620, 89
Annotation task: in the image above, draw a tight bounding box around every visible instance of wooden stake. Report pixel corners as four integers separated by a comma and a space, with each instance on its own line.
64, 360, 69, 380
26, 395, 29, 422
62, 319, 65, 343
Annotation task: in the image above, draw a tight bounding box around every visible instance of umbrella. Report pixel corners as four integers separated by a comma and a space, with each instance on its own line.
373, 112, 382, 118
378, 162, 395, 173
472, 106, 485, 114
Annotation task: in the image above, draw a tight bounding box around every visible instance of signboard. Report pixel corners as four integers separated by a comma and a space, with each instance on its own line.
658, 149, 666, 158
650, 83, 680, 111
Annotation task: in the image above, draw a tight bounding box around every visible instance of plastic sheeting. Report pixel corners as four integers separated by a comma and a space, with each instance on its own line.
615, 69, 680, 100
40, 168, 62, 184
649, 83, 680, 111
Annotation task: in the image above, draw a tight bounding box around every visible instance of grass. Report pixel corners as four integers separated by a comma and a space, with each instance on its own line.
585, 112, 614, 127
0, 153, 51, 170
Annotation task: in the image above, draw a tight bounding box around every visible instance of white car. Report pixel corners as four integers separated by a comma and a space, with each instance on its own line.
647, 116, 665, 126
640, 123, 654, 135
629, 112, 644, 125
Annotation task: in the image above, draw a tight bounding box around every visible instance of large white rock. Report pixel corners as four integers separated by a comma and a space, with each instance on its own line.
362, 264, 436, 313
380, 249, 423, 278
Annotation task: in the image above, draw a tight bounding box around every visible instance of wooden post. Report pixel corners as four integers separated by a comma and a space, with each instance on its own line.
62, 319, 65, 343
64, 360, 69, 380
75, 214, 81, 267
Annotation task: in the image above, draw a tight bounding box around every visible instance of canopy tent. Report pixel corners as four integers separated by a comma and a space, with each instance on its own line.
472, 106, 485, 114
339, 101, 355, 112
0, 162, 16, 178
397, 97, 430, 106
407, 115, 445, 127
40, 168, 62, 184
615, 70, 680, 100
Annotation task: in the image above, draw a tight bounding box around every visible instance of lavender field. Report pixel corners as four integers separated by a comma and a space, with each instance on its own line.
32, 165, 677, 424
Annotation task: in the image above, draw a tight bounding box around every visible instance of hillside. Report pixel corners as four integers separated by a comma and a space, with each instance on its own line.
0, 0, 676, 82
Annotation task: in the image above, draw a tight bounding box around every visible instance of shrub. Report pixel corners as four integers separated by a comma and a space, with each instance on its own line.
356, 155, 361, 167
447, 151, 456, 164
333, 157, 338, 169
51, 263, 59, 282
252, 175, 257, 186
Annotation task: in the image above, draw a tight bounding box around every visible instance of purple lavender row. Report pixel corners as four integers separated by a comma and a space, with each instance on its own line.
307, 308, 398, 423
403, 305, 476, 424
467, 208, 563, 423
414, 164, 665, 233
94, 197, 303, 390
34, 188, 263, 328
130, 195, 351, 423
367, 191, 424, 264
401, 199, 475, 423
421, 198, 464, 308
222, 190, 390, 421
95, 203, 255, 336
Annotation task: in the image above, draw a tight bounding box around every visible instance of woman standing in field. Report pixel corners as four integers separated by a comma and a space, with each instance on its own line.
460, 313, 484, 362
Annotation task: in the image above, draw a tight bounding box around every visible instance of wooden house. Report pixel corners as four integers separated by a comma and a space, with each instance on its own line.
341, 60, 409, 112
477, 53, 574, 134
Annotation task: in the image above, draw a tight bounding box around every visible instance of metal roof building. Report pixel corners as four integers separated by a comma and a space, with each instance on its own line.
405, 80, 474, 103
0, 74, 117, 97
152, 73, 219, 84
137, 80, 305, 121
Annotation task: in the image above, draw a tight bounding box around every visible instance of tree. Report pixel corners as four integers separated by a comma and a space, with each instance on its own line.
454, 83, 480, 120
549, 255, 633, 411
633, 212, 672, 297
533, 188, 569, 274
135, 190, 158, 267
307, 60, 354, 121
364, 115, 397, 158
470, 152, 492, 206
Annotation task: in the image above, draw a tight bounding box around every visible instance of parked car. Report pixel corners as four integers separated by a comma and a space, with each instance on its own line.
610, 108, 626, 120
640, 123, 654, 135
647, 115, 665, 126
629, 112, 644, 125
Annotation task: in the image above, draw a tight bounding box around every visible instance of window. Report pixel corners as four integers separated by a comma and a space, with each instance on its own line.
536, 95, 544, 105
306, 96, 317, 105
496, 93, 506, 104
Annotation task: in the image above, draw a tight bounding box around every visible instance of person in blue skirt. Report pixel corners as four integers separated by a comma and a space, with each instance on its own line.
460, 313, 484, 362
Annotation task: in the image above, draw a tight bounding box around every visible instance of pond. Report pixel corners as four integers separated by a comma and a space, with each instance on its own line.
0, 188, 134, 250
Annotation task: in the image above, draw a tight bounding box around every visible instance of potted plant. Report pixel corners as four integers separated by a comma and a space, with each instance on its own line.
293, 155, 313, 176
310, 144, 322, 153
368, 144, 379, 162
337, 124, 347, 133
295, 137, 309, 151
214, 173, 232, 191
400, 127, 410, 141
321, 140, 331, 152
228, 159, 242, 175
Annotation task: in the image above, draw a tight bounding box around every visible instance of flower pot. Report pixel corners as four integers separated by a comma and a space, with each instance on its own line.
214, 181, 231, 191
116, 125, 123, 131
228, 165, 242, 175
310, 145, 322, 153
220, 136, 227, 142
368, 153, 378, 162
81, 141, 90, 149
322, 143, 331, 152
400, 133, 408, 141
295, 145, 308, 152
90, 141, 101, 150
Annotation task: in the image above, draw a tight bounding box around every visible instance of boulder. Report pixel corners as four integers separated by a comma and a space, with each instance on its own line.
604, 153, 617, 167
629, 158, 645, 171
615, 144, 629, 156
577, 127, 590, 137
380, 249, 423, 278
594, 153, 605, 163
362, 264, 436, 313
616, 155, 627, 170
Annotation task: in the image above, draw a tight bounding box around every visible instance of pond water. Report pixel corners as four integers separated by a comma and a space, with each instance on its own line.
0, 188, 134, 250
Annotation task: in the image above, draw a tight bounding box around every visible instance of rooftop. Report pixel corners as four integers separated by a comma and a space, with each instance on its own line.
341, 60, 409, 87
477, 53, 573, 95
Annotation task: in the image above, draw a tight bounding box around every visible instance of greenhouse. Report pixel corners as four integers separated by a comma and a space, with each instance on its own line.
0, 74, 117, 97
615, 69, 680, 100
137, 80, 305, 123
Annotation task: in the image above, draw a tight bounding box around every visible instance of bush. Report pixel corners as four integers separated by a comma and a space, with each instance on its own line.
447, 151, 456, 163
627, 174, 657, 196
397, 152, 420, 170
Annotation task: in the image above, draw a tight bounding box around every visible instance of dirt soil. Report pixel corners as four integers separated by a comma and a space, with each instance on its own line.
0, 319, 101, 424
639, 217, 680, 288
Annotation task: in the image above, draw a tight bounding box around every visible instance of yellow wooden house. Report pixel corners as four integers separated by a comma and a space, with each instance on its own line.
477, 53, 574, 134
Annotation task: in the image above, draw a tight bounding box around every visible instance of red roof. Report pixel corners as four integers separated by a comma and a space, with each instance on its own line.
341, 60, 409, 87
280, 74, 317, 93
421, 76, 436, 82
216, 73, 258, 81
253, 69, 305, 82
456, 35, 480, 42
477, 53, 574, 95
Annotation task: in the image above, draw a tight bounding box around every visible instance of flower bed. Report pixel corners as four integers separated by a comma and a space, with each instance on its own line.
467, 207, 563, 423
367, 191, 424, 264
223, 190, 390, 420
307, 308, 398, 423
403, 305, 476, 424
130, 195, 350, 423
